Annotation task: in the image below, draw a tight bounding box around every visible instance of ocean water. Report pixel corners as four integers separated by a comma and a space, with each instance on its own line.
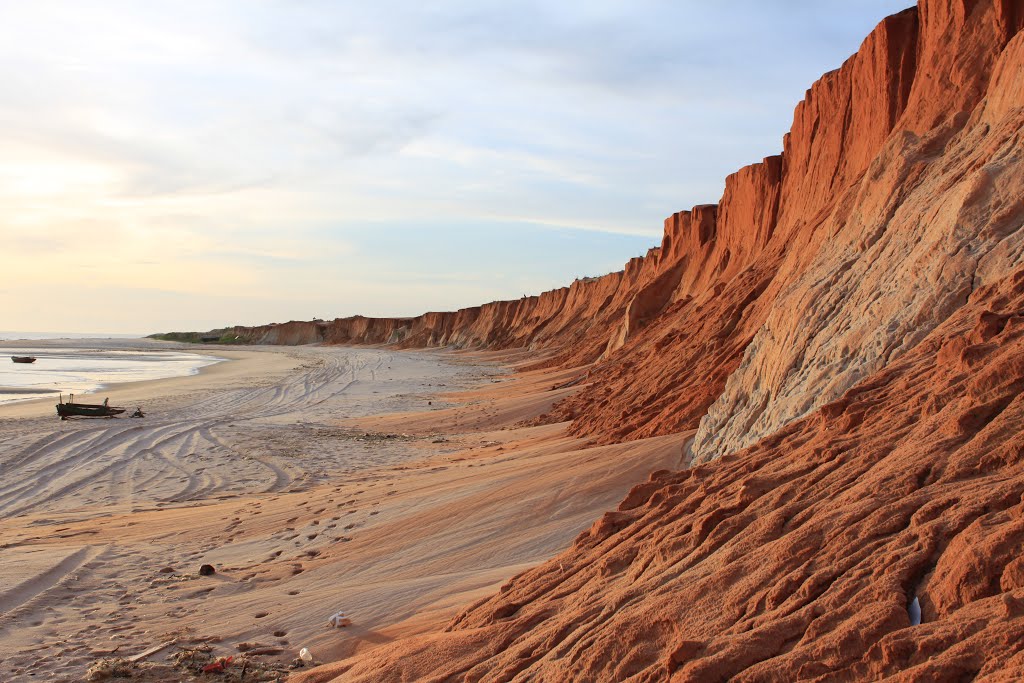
0, 331, 144, 341
0, 348, 222, 405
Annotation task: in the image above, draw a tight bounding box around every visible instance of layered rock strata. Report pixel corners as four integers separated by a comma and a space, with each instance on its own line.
313, 263, 1024, 679
231, 3, 1023, 465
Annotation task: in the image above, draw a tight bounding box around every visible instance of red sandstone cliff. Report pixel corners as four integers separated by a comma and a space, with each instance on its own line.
277, 0, 1024, 679
232, 2, 1022, 455
311, 268, 1024, 680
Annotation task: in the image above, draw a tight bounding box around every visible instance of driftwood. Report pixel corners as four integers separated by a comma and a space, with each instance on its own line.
129, 640, 176, 663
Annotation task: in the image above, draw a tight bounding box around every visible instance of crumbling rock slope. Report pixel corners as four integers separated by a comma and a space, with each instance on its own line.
692, 0, 1024, 462
310, 264, 1024, 680
286, 0, 1024, 680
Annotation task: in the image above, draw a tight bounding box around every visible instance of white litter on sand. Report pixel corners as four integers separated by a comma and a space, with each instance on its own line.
909, 596, 921, 626
328, 611, 352, 628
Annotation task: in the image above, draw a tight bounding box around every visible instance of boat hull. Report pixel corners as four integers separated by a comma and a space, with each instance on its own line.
56, 404, 126, 419
11, 356, 36, 363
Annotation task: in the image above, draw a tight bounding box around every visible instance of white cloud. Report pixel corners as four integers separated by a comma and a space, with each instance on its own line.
0, 0, 913, 332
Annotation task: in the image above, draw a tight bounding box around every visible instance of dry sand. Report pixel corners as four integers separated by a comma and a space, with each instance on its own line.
0, 342, 686, 681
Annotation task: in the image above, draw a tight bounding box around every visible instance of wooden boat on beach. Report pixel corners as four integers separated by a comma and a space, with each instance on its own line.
11, 356, 36, 363
56, 394, 126, 419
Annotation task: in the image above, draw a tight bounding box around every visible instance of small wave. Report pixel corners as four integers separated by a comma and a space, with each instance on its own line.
0, 386, 60, 394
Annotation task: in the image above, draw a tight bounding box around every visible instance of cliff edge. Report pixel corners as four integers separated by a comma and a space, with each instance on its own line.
274, 0, 1024, 679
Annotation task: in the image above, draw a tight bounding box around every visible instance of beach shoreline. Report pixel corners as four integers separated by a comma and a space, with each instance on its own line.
0, 341, 296, 419
0, 341, 682, 681
0, 344, 679, 679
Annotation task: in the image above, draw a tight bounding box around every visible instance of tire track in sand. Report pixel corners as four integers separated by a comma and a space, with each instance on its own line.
0, 349, 393, 518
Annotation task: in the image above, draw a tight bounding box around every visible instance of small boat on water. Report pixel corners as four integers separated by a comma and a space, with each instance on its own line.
11, 356, 37, 363
56, 394, 126, 420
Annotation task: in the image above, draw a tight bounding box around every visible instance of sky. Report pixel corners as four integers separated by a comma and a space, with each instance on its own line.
0, 1, 913, 334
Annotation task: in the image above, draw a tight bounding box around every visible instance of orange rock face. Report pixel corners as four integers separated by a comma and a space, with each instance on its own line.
239, 0, 1024, 679
317, 269, 1024, 681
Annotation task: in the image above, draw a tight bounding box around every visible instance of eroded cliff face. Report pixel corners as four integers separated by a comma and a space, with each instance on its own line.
282, 0, 1024, 679
319, 263, 1024, 681
539, 0, 1024, 459
224, 0, 1024, 487
694, 0, 1024, 461
232, 4, 1024, 463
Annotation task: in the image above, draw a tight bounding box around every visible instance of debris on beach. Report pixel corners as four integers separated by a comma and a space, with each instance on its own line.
202, 655, 233, 673
85, 643, 290, 681
909, 596, 922, 626
328, 610, 352, 628
129, 640, 177, 662
198, 563, 216, 576
86, 658, 134, 681
348, 430, 416, 443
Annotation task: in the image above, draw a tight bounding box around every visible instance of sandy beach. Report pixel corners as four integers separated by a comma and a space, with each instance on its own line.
0, 341, 685, 681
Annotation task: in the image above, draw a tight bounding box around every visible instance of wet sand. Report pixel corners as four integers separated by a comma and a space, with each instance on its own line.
0, 342, 686, 681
